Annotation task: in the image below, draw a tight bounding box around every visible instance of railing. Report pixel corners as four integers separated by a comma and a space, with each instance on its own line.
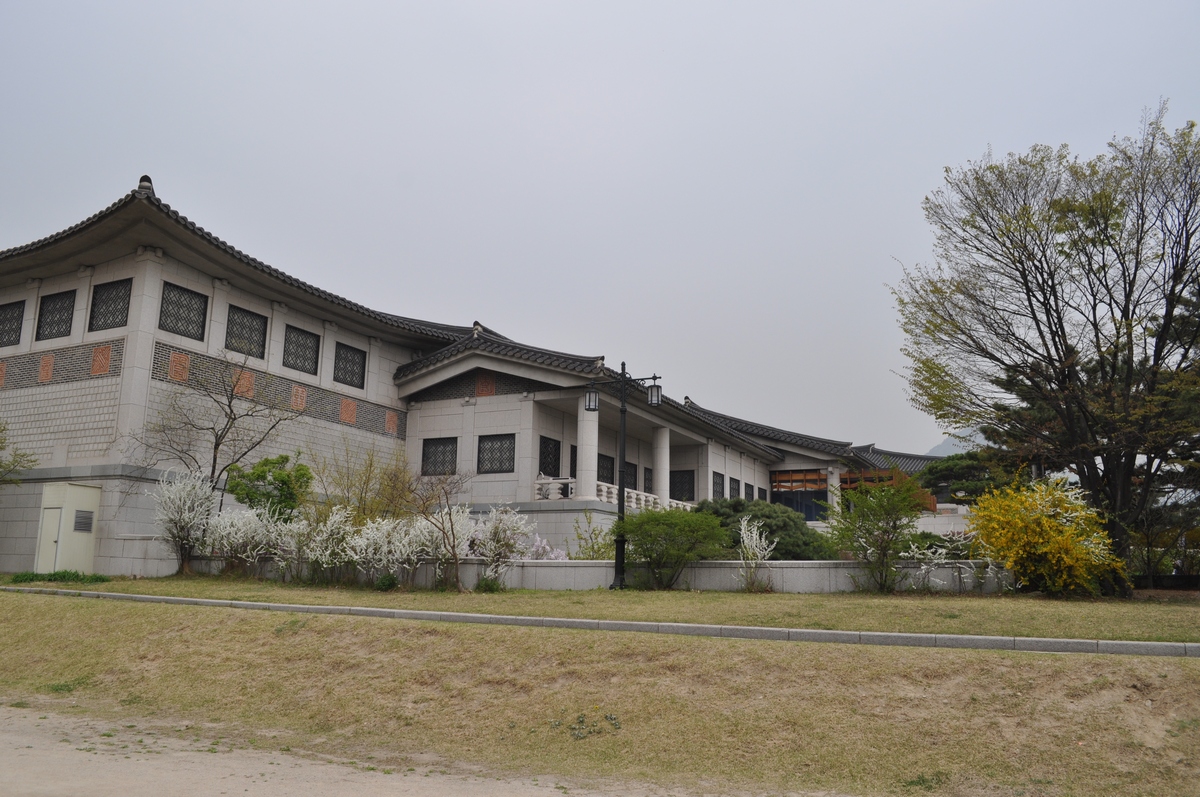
534, 476, 692, 510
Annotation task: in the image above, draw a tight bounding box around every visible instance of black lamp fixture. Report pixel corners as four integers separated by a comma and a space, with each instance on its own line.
583, 362, 663, 589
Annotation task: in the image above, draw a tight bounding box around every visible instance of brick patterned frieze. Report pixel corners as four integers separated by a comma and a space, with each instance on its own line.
151, 341, 404, 439
0, 339, 125, 391
410, 368, 561, 403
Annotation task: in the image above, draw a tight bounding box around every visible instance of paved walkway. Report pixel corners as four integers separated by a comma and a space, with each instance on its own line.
4, 586, 1197, 657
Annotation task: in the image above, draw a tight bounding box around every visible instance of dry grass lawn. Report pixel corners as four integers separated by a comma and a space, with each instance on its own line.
2, 591, 1198, 796
17, 573, 1200, 642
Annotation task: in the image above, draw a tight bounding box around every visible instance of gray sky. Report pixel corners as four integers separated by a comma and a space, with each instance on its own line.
2, 1, 1197, 454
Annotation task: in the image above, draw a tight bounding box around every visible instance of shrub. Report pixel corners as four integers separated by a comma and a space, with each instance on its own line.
475, 575, 504, 593
735, 516, 774, 592
373, 572, 399, 592
969, 480, 1129, 597
153, 470, 216, 574
825, 476, 925, 593
470, 505, 534, 581
693, 498, 837, 560
9, 570, 110, 584
616, 508, 729, 589
224, 454, 313, 521
569, 509, 614, 560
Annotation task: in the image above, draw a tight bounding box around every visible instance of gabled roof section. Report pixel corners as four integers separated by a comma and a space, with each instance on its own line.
849, 444, 941, 475
0, 176, 473, 344
394, 324, 606, 382
681, 399, 854, 457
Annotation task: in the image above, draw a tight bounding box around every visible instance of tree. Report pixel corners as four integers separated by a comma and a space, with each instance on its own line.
895, 103, 1200, 558
153, 470, 216, 574
915, 450, 1022, 504
693, 497, 838, 559
224, 454, 313, 520
131, 352, 303, 487
825, 476, 925, 593
0, 419, 36, 484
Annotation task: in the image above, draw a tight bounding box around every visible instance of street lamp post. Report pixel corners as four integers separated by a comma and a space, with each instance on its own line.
583, 361, 662, 589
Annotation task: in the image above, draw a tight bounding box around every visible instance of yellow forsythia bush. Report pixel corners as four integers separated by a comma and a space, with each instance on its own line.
968, 480, 1127, 597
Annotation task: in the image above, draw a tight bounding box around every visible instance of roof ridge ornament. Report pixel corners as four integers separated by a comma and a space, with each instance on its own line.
137, 175, 155, 197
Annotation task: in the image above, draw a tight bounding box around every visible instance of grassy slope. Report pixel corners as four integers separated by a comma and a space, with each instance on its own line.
1, 591, 1198, 796
9, 573, 1199, 642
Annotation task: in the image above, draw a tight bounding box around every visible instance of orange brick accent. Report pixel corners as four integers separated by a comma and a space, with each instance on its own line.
38, 354, 54, 383
0, 361, 6, 388
232, 369, 255, 398
476, 370, 496, 397
290, 385, 307, 411
340, 398, 357, 425
385, 410, 399, 435
90, 345, 112, 376
168, 351, 190, 382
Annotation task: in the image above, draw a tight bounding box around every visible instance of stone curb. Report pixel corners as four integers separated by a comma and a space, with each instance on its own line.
1, 586, 1192, 657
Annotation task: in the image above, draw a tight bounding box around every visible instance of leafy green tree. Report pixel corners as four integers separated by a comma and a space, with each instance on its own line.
895, 103, 1200, 556
915, 450, 1022, 504
224, 454, 313, 520
0, 420, 36, 484
826, 477, 925, 593
616, 508, 729, 589
693, 498, 838, 560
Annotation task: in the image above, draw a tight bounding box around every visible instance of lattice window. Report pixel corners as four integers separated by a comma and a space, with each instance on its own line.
282, 325, 320, 374
669, 470, 695, 502
0, 300, 24, 347
623, 461, 638, 491
225, 305, 268, 359
333, 342, 367, 389
158, 282, 208, 341
712, 472, 725, 500
36, 290, 76, 341
758, 487, 767, 501
88, 279, 132, 332
422, 437, 457, 476
478, 434, 516, 474
745, 482, 754, 501
538, 436, 561, 478
730, 477, 740, 499
598, 454, 615, 485
644, 467, 653, 495
570, 445, 577, 479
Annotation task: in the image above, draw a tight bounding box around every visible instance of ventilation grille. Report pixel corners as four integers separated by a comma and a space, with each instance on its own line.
73, 510, 94, 533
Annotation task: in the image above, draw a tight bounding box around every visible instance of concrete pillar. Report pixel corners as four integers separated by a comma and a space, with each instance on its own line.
653, 426, 671, 503
575, 394, 598, 500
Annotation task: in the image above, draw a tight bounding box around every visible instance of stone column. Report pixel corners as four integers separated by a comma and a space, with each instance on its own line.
653, 426, 671, 504
575, 394, 598, 500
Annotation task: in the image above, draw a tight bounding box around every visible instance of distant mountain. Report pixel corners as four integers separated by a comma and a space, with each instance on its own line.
926, 431, 984, 457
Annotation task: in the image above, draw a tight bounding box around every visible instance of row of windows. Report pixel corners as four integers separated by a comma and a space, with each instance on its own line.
712, 472, 764, 502
0, 279, 368, 390
421, 435, 518, 476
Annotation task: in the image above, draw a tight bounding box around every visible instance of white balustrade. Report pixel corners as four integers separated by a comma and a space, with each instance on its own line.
534, 476, 694, 511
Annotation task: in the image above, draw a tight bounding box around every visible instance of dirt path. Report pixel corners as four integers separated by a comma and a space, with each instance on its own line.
3, 705, 826, 797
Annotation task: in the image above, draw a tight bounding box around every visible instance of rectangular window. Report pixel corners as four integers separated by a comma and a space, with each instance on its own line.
88, 279, 132, 332
669, 470, 695, 502
225, 305, 268, 359
569, 445, 577, 479
745, 482, 755, 501
623, 461, 638, 491
730, 477, 740, 499
422, 437, 457, 476
282, 325, 320, 375
478, 434, 516, 474
644, 467, 653, 495
538, 436, 561, 478
36, 290, 77, 341
333, 342, 367, 388
158, 282, 208, 341
758, 487, 767, 501
713, 472, 725, 500
598, 454, 615, 485
0, 300, 24, 347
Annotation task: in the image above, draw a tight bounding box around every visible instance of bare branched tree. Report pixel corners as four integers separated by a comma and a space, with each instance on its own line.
0, 419, 37, 485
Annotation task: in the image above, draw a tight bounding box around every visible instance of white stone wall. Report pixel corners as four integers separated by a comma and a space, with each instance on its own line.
0, 482, 42, 573
0, 378, 122, 467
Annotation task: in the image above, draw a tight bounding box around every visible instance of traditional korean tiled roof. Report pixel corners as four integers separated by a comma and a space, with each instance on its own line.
393, 325, 607, 381
0, 176, 472, 344
681, 399, 855, 457
849, 444, 941, 475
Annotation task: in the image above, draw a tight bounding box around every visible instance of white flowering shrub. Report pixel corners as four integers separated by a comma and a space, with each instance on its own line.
470, 505, 535, 580
207, 508, 274, 574
153, 470, 216, 574
735, 516, 775, 592
524, 533, 568, 561
422, 505, 476, 587
345, 516, 429, 586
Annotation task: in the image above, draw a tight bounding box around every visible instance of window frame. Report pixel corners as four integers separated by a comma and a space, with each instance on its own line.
477, 433, 516, 474
157, 282, 209, 342
421, 437, 458, 476
88, 278, 133, 333
282, 324, 321, 375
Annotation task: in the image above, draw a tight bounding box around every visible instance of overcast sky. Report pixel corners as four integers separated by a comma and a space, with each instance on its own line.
2, 1, 1197, 454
